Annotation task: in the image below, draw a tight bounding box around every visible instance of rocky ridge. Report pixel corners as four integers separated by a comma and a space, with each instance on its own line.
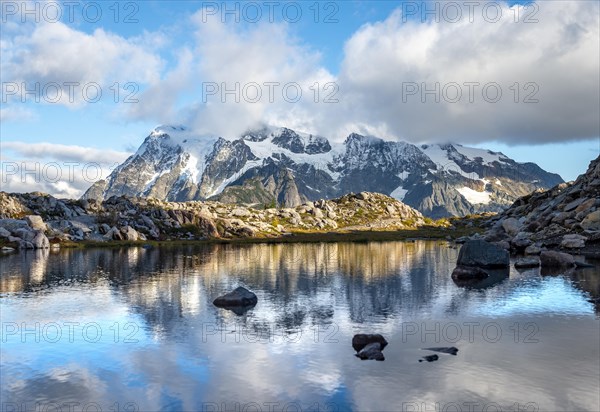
82, 125, 563, 218
0, 191, 427, 250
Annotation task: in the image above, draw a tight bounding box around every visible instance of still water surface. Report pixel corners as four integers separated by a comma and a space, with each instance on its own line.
1, 241, 599, 411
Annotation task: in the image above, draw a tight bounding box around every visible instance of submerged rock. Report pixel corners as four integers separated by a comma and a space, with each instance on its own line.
524, 244, 542, 255
451, 266, 488, 280
452, 268, 509, 289
213, 286, 258, 309
356, 342, 385, 361
423, 347, 459, 355
419, 354, 439, 363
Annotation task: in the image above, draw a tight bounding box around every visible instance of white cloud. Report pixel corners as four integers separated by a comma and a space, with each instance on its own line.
1, 20, 164, 107
122, 12, 337, 138
333, 1, 600, 143
0, 142, 131, 197
2, 141, 130, 164
0, 106, 35, 122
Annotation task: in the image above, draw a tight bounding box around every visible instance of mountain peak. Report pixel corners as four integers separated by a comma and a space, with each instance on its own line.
83, 125, 564, 218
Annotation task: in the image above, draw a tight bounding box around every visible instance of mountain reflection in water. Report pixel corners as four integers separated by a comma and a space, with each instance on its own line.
1, 241, 599, 411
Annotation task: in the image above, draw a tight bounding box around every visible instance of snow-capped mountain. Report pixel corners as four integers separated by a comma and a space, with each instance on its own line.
83, 125, 563, 217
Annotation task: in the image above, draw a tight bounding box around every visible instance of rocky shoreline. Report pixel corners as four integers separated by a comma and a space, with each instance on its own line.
1, 156, 598, 258
1, 191, 445, 252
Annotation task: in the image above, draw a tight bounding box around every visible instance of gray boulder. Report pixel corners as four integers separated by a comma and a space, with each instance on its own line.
0, 227, 10, 238
104, 227, 123, 241
13, 228, 35, 242
515, 257, 540, 268
120, 225, 139, 241
560, 234, 587, 249
0, 219, 29, 232
502, 218, 522, 236
581, 210, 600, 231
540, 251, 575, 268
456, 240, 509, 268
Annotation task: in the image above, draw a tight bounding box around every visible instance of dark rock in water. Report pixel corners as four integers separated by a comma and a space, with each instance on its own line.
574, 261, 595, 268
456, 240, 510, 268
355, 342, 385, 361
540, 251, 575, 268
452, 268, 509, 289
514, 257, 541, 269
451, 266, 488, 280
423, 347, 459, 355
541, 266, 576, 277
419, 354, 439, 363
213, 286, 258, 309
352, 334, 388, 352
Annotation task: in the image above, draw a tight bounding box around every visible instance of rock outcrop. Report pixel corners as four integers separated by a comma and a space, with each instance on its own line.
0, 191, 426, 248
484, 156, 600, 258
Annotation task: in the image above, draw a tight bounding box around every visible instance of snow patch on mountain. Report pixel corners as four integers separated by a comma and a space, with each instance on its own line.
457, 186, 492, 204
390, 186, 408, 201
452, 144, 508, 164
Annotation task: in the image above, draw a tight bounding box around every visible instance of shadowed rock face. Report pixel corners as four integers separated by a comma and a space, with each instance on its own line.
352, 334, 388, 352
540, 251, 575, 268
456, 240, 510, 268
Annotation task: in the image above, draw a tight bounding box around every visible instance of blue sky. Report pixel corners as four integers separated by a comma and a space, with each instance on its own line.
1, 0, 599, 197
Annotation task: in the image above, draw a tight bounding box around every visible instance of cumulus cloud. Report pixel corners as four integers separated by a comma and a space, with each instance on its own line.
1, 20, 164, 107
0, 141, 131, 197
121, 10, 337, 137
333, 1, 600, 144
